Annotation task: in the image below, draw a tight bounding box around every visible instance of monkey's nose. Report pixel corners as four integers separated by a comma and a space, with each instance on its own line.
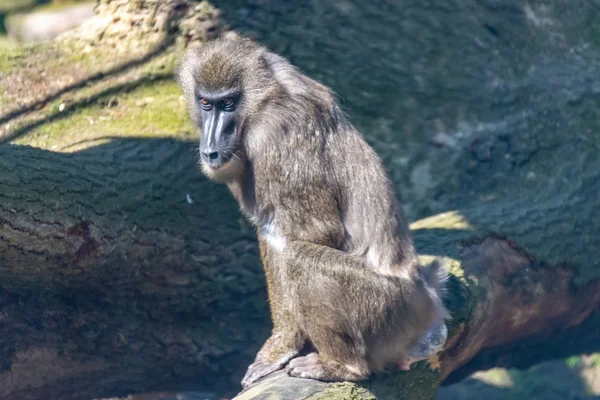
202, 151, 220, 160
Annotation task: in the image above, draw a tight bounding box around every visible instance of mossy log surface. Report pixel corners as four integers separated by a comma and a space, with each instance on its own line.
1, 0, 600, 399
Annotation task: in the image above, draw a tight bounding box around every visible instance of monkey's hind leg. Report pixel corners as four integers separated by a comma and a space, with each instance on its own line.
241, 328, 305, 388
286, 352, 369, 382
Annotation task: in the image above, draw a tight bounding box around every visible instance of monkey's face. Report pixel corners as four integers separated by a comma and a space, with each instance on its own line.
195, 88, 243, 171
177, 37, 273, 182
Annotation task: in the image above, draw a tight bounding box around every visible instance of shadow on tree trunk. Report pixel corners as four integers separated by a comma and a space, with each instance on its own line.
0, 138, 270, 400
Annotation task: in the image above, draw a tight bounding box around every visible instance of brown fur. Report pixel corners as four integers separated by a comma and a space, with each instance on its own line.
177, 37, 448, 388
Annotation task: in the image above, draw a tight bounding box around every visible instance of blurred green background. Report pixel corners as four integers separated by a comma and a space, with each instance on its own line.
0, 0, 94, 48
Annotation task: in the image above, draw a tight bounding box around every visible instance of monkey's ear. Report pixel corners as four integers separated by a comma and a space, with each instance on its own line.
175, 44, 205, 93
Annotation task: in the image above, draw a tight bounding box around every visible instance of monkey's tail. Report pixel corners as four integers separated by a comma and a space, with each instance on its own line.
422, 258, 451, 321
422, 258, 450, 296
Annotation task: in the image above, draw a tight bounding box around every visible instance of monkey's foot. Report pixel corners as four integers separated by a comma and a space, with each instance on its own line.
395, 320, 447, 372
405, 319, 448, 360
286, 352, 369, 382
241, 357, 290, 389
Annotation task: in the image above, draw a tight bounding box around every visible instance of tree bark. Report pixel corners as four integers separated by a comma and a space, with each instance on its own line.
1, 0, 600, 399
0, 140, 270, 400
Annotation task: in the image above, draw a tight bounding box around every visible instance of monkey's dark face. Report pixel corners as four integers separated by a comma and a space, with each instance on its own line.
177, 37, 275, 182
196, 88, 242, 171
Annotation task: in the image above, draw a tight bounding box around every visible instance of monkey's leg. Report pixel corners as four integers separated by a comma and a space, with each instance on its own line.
241, 238, 307, 389
284, 239, 442, 382
283, 241, 387, 382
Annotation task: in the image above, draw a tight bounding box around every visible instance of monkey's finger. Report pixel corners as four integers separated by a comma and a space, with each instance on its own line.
241, 359, 288, 388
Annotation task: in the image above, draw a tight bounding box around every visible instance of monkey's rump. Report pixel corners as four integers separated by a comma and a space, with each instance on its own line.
405, 319, 447, 359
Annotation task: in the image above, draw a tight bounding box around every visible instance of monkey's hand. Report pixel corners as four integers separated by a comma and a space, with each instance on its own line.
241, 357, 287, 389
241, 330, 305, 389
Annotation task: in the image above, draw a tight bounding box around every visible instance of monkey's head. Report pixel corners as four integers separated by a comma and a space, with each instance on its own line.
177, 37, 278, 182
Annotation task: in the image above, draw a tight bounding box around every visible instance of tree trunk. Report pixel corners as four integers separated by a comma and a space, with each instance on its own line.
1, 0, 600, 399
0, 140, 270, 399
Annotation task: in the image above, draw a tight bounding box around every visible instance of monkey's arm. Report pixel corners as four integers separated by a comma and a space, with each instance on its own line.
285, 240, 370, 279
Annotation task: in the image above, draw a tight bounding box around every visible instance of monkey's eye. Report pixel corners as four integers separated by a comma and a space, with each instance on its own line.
221, 97, 236, 111
198, 97, 212, 111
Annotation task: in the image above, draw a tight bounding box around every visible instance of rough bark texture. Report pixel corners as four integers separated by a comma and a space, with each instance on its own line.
1, 0, 600, 399
0, 140, 270, 399
215, 0, 600, 251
